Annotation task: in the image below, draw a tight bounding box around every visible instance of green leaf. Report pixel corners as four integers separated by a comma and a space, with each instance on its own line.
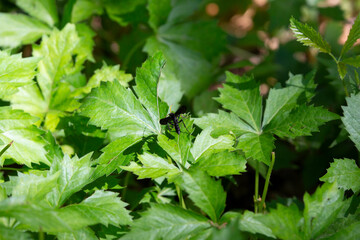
47, 153, 94, 207
3, 172, 60, 202
33, 23, 80, 104
5, 84, 47, 119
320, 158, 360, 193
237, 132, 275, 166
15, 0, 58, 26
63, 190, 132, 226
145, 36, 214, 99
81, 54, 167, 139
342, 93, 360, 151
238, 211, 275, 238
0, 225, 31, 240
194, 110, 255, 137
257, 204, 304, 240
162, 0, 203, 26
147, 0, 171, 30
262, 74, 315, 127
57, 227, 98, 240
74, 23, 96, 64
341, 55, 360, 68
0, 190, 131, 232
303, 182, 345, 239
157, 127, 194, 166
215, 72, 262, 132
323, 221, 360, 240
341, 14, 360, 57
0, 13, 51, 48
145, 0, 225, 99
191, 127, 235, 162
81, 64, 132, 94
175, 169, 226, 222
290, 17, 331, 53
0, 107, 49, 166
337, 62, 347, 79
264, 105, 339, 138
92, 135, 142, 180
193, 151, 246, 177
6, 23, 87, 131
122, 204, 210, 240
71, 0, 103, 23
0, 51, 39, 99
121, 152, 180, 180
134, 52, 169, 129
103, 0, 147, 26
158, 20, 226, 60
81, 79, 158, 137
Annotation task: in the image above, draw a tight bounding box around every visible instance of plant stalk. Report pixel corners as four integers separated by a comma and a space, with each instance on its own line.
176, 185, 186, 209
122, 171, 131, 199
259, 152, 275, 213
329, 53, 350, 97
0, 140, 13, 157
254, 161, 259, 213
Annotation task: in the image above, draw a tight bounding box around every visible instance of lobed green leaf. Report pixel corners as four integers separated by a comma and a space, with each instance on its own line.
15, 0, 58, 26
320, 158, 360, 193
193, 151, 247, 177
303, 182, 345, 239
0, 13, 51, 48
191, 127, 235, 162
121, 203, 210, 240
237, 132, 275, 166
175, 169, 226, 222
0, 51, 39, 99
264, 105, 339, 138
215, 72, 262, 132
0, 107, 49, 166
342, 93, 360, 151
262, 73, 316, 127
290, 17, 331, 53
341, 14, 360, 57
121, 152, 180, 180
48, 153, 94, 207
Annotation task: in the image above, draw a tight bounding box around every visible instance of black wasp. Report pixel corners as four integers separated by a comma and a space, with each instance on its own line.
159, 106, 188, 135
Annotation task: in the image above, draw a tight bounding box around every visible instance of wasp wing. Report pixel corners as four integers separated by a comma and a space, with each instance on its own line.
175, 106, 187, 115
160, 116, 172, 125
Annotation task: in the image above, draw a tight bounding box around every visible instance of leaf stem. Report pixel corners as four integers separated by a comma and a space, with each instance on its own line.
329, 53, 338, 63
259, 152, 275, 213
122, 171, 131, 199
39, 227, 44, 240
254, 161, 259, 213
0, 140, 13, 157
176, 185, 186, 209
329, 53, 350, 97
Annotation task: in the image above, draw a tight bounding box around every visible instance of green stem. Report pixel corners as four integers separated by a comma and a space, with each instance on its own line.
39, 227, 44, 240
329, 53, 338, 63
354, 70, 360, 90
259, 152, 275, 213
122, 171, 131, 199
0, 167, 28, 172
176, 185, 186, 209
0, 140, 13, 157
341, 77, 350, 97
330, 53, 350, 97
254, 161, 259, 213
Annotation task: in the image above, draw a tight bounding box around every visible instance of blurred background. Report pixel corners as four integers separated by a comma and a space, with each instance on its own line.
1, 0, 360, 211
